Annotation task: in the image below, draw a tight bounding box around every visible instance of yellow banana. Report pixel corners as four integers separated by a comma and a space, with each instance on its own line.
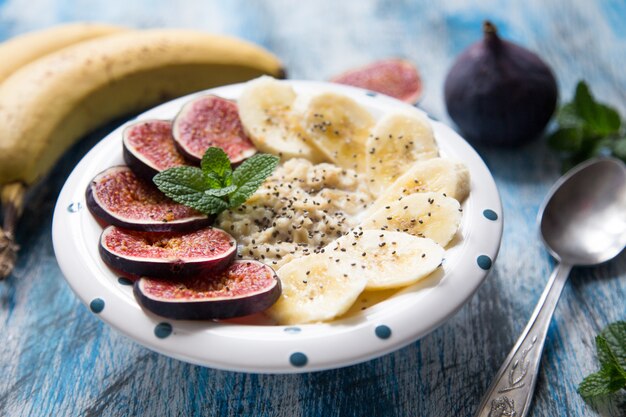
0, 29, 284, 185
0, 28, 284, 278
0, 22, 127, 84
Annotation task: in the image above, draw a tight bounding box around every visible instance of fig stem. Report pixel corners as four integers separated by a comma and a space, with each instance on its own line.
483, 20, 498, 35
482, 20, 502, 52
0, 182, 26, 280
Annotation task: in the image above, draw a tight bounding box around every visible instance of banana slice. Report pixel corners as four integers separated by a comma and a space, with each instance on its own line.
360, 192, 461, 247
365, 158, 470, 216
238, 76, 326, 162
296, 92, 374, 172
268, 254, 368, 325
365, 111, 438, 193
327, 230, 444, 290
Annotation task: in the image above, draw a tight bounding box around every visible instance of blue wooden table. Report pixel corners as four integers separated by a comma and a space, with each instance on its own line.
1, 1, 625, 416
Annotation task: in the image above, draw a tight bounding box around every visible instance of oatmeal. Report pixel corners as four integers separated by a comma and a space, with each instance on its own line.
216, 158, 373, 268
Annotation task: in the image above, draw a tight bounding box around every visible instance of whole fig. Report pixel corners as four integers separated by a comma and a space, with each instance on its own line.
444, 21, 558, 146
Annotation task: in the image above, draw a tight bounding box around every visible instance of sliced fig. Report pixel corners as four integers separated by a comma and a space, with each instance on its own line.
86, 166, 211, 232
99, 225, 236, 279
172, 95, 257, 163
123, 119, 190, 181
331, 59, 423, 104
134, 260, 281, 320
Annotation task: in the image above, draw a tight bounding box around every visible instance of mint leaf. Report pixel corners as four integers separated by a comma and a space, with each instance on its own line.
548, 127, 583, 152
596, 336, 626, 386
556, 103, 584, 129
600, 321, 626, 370
204, 185, 237, 197
153, 147, 279, 216
578, 321, 626, 399
574, 81, 621, 136
201, 147, 232, 186
550, 81, 626, 169
153, 166, 229, 215
578, 368, 623, 397
154, 166, 207, 195
230, 154, 279, 207
204, 171, 225, 189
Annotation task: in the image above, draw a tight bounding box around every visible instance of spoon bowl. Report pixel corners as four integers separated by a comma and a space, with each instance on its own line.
476, 157, 626, 417
540, 158, 626, 265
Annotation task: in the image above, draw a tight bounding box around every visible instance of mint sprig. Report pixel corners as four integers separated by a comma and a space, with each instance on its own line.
578, 321, 626, 398
154, 147, 279, 215
549, 81, 625, 171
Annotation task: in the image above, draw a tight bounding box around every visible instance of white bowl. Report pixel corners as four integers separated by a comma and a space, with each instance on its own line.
52, 80, 503, 373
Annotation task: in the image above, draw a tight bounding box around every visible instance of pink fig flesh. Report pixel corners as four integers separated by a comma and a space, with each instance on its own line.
134, 260, 281, 320
86, 166, 211, 232
172, 95, 257, 163
331, 59, 423, 104
123, 119, 190, 181
99, 225, 236, 279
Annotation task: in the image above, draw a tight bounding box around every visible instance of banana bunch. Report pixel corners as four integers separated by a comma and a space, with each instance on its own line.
0, 23, 127, 84
0, 23, 284, 279
242, 78, 472, 324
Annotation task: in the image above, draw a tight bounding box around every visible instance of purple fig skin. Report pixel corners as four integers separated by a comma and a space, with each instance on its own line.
122, 143, 161, 182
133, 260, 282, 320
444, 21, 558, 146
86, 166, 213, 233
99, 226, 236, 279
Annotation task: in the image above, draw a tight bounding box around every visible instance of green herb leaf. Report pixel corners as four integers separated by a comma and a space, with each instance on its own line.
201, 147, 233, 186
574, 82, 621, 136
153, 166, 230, 214
578, 367, 624, 397
599, 321, 626, 369
556, 103, 584, 129
230, 153, 280, 207
153, 147, 279, 216
153, 166, 207, 197
204, 184, 237, 197
549, 81, 625, 169
548, 127, 583, 152
578, 321, 626, 399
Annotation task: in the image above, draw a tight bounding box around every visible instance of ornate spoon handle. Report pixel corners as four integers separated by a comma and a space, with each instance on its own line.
474, 263, 572, 417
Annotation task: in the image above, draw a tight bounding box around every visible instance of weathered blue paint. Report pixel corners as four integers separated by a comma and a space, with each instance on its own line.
0, 1, 625, 416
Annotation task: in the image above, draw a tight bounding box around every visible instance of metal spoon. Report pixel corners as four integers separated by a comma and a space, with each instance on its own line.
474, 157, 626, 417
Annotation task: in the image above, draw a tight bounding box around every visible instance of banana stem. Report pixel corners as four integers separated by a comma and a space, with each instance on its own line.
0, 182, 26, 280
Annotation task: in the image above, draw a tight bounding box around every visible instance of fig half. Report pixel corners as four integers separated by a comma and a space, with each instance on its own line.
123, 119, 189, 181
331, 59, 423, 104
134, 260, 281, 320
172, 95, 257, 163
86, 166, 211, 232
99, 225, 236, 279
